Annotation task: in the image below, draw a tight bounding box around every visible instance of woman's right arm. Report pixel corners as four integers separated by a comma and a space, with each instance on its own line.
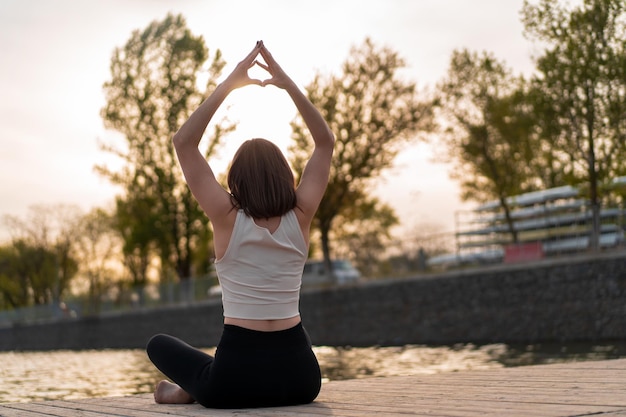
258, 44, 335, 223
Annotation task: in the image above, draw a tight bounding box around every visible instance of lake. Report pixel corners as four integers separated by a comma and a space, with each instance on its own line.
1, 341, 625, 403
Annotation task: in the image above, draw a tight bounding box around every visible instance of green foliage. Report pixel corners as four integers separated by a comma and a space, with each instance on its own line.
0, 205, 81, 308
99, 13, 233, 282
0, 245, 28, 309
437, 50, 542, 241
331, 193, 398, 276
438, 50, 536, 201
521, 0, 626, 248
522, 0, 626, 182
290, 38, 432, 269
437, 1, 626, 249
12, 241, 63, 306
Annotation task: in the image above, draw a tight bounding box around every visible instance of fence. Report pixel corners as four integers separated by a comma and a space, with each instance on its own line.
0, 275, 220, 328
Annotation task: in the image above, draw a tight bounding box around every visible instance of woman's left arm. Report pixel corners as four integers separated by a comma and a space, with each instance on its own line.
173, 42, 263, 223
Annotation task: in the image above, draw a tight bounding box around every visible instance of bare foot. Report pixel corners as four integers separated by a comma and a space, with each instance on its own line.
154, 380, 195, 404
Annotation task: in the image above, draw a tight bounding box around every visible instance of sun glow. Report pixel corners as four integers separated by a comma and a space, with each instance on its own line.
208, 83, 298, 174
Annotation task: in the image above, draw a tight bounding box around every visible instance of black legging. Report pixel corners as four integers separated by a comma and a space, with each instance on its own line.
146, 322, 321, 408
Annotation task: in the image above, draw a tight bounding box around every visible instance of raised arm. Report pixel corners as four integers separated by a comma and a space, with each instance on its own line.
173, 42, 263, 223
257, 43, 335, 223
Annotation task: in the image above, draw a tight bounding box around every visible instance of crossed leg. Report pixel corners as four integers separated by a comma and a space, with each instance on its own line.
154, 380, 195, 404
146, 334, 214, 405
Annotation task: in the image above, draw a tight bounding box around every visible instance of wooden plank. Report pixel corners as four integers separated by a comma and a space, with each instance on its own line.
316, 392, 623, 417
0, 405, 53, 417
1, 359, 626, 417
0, 401, 117, 417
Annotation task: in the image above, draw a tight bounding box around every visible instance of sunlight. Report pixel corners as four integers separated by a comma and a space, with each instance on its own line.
0, 0, 535, 243
209, 84, 299, 174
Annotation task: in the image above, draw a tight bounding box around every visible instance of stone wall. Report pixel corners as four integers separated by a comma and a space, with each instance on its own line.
1, 250, 625, 351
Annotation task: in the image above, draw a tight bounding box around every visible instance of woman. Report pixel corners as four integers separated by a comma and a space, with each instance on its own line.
146, 41, 335, 409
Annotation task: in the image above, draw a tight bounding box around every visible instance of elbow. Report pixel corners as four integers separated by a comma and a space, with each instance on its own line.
320, 132, 335, 156
172, 131, 184, 150
326, 129, 336, 148
319, 124, 335, 145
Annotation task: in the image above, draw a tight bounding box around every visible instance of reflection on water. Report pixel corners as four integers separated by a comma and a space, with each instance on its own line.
315, 344, 508, 380
0, 350, 160, 403
1, 342, 625, 403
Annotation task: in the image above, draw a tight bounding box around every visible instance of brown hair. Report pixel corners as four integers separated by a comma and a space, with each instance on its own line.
227, 138, 297, 218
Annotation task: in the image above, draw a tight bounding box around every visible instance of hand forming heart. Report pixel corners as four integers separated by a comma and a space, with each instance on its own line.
226, 41, 293, 91
247, 60, 271, 85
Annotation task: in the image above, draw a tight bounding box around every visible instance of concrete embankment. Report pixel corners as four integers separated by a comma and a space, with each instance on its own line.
1, 250, 625, 351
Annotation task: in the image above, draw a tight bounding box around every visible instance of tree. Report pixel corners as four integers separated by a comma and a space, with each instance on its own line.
10, 241, 60, 306
437, 49, 539, 242
73, 208, 122, 315
99, 13, 234, 284
331, 193, 398, 276
1, 204, 81, 306
112, 190, 158, 296
290, 38, 433, 274
0, 244, 29, 309
521, 0, 626, 249
523, 83, 580, 190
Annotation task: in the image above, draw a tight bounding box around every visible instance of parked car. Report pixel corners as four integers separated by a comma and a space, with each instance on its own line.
302, 259, 361, 286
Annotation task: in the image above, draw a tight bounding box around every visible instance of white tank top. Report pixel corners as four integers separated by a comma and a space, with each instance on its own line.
214, 209, 308, 319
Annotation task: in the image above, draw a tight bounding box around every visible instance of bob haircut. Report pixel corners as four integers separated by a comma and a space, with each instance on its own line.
228, 138, 297, 219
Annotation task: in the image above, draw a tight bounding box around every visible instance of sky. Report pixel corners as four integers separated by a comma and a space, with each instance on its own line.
0, 0, 538, 244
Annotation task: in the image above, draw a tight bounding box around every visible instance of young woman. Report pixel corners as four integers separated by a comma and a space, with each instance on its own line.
146, 41, 335, 409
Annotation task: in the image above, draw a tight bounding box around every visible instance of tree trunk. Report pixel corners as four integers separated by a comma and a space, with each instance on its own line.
499, 196, 518, 244
586, 82, 600, 252
319, 219, 335, 283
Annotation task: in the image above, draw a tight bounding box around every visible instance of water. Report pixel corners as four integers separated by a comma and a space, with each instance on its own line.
1, 342, 625, 403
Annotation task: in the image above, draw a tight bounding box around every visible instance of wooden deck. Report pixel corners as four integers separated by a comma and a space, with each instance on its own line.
1, 358, 625, 416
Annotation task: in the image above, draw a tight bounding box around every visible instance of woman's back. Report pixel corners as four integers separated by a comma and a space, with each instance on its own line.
215, 209, 307, 321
